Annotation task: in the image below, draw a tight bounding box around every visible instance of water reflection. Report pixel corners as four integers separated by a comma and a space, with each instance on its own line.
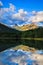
0, 39, 43, 51
0, 40, 43, 65
0, 49, 43, 65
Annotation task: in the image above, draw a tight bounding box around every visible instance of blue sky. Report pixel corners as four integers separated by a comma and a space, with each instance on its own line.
1, 0, 43, 11
0, 0, 43, 26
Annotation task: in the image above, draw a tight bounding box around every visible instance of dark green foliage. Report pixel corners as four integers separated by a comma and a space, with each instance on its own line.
0, 23, 43, 51
0, 39, 43, 51
21, 27, 43, 38
21, 39, 43, 50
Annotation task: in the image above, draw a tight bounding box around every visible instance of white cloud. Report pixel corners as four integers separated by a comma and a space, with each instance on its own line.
29, 11, 43, 22
12, 9, 28, 21
0, 2, 16, 25
18, 9, 28, 15
0, 1, 28, 25
3, 3, 15, 13
9, 3, 16, 12
0, 1, 43, 26
0, 1, 3, 6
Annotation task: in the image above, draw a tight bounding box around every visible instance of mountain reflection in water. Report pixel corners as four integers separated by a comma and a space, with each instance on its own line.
0, 39, 43, 51
0, 39, 43, 65
0, 49, 43, 65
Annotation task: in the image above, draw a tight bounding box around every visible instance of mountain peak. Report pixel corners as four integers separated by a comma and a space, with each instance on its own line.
13, 23, 38, 31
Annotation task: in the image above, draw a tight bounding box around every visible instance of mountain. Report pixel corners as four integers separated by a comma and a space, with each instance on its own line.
13, 23, 38, 31
0, 23, 43, 51
21, 27, 43, 38
0, 23, 19, 32
0, 23, 21, 51
12, 23, 43, 37
0, 23, 21, 40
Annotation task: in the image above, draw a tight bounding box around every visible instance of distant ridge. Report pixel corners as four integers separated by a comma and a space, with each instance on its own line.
13, 23, 38, 31
0, 23, 19, 32
0, 23, 43, 51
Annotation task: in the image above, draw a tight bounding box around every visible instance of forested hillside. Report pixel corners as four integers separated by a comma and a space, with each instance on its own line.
21, 27, 43, 38
0, 23, 43, 51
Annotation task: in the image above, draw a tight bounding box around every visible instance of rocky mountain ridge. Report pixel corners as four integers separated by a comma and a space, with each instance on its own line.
13, 23, 38, 31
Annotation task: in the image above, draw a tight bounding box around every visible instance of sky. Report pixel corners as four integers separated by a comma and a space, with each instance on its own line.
0, 0, 43, 26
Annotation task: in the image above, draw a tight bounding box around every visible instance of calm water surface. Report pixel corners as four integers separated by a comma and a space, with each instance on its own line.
0, 40, 43, 65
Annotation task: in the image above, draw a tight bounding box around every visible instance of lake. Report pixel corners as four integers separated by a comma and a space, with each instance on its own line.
0, 39, 43, 51
0, 39, 43, 65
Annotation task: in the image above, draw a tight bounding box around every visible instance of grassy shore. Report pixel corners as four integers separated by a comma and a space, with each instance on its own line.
21, 38, 43, 40
0, 37, 43, 40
